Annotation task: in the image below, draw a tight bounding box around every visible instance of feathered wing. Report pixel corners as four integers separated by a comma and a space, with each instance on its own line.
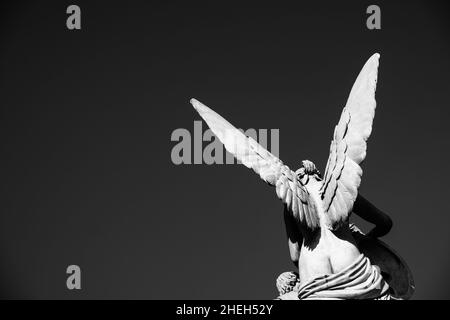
320, 53, 380, 229
190, 98, 320, 230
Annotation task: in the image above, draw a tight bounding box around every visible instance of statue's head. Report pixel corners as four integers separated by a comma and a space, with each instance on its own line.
276, 271, 300, 295
295, 167, 322, 182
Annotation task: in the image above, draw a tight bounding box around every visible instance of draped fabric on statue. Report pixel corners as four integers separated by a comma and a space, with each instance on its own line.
297, 254, 391, 300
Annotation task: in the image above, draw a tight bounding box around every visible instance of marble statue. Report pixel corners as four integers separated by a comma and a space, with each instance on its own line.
190, 53, 414, 300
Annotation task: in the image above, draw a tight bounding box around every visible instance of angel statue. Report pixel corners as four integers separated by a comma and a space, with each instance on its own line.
190, 53, 414, 300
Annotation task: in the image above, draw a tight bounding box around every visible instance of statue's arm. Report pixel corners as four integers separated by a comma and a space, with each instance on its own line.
352, 194, 393, 238
283, 205, 302, 267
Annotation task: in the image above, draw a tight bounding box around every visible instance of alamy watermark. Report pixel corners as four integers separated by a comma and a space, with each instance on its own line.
65, 5, 381, 32
366, 5, 381, 30
66, 5, 81, 30
66, 265, 81, 290
170, 121, 280, 165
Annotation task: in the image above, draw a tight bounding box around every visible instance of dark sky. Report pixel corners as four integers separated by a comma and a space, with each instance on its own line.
0, 1, 449, 299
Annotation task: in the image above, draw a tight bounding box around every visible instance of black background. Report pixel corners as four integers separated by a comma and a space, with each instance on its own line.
0, 0, 449, 299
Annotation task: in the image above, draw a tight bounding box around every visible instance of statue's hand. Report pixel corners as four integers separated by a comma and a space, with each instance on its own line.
302, 160, 320, 176
349, 223, 366, 244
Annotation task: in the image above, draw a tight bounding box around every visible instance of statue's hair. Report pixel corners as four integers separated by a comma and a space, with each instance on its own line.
276, 271, 300, 295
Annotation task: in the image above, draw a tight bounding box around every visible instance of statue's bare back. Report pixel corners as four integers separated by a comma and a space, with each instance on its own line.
294, 174, 361, 286
298, 227, 360, 286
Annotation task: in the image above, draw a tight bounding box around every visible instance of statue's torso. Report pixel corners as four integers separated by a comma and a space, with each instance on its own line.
297, 175, 361, 287
298, 225, 361, 287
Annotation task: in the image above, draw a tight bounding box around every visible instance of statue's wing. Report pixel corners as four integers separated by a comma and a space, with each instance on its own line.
320, 53, 380, 229
191, 99, 320, 230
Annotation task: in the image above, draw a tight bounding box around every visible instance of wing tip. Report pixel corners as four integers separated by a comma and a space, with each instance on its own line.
190, 98, 214, 118
190, 97, 202, 110
368, 53, 380, 69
